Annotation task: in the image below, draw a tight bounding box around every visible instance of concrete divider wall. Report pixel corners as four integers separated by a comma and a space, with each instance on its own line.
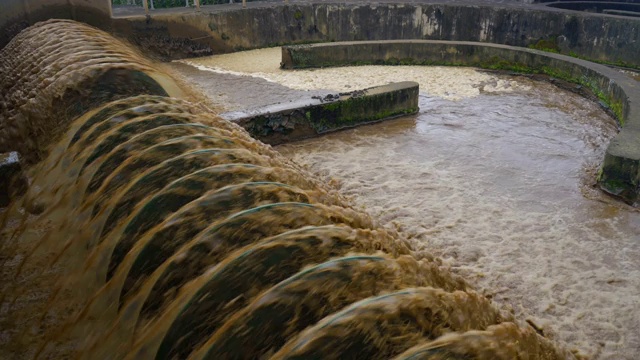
282, 40, 640, 204
0, 0, 112, 49
114, 3, 640, 67
230, 82, 420, 145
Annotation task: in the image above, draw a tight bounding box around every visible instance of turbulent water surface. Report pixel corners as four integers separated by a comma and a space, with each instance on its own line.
2, 23, 579, 360
172, 48, 640, 359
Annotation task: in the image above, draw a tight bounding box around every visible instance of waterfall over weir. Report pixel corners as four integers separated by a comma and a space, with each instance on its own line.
0, 20, 573, 359
0, 19, 185, 163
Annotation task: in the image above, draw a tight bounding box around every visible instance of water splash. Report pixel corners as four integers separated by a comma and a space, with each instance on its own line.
0, 20, 186, 162
393, 322, 568, 360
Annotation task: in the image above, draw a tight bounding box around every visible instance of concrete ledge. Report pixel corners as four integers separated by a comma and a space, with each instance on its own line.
282, 40, 640, 204
224, 82, 419, 145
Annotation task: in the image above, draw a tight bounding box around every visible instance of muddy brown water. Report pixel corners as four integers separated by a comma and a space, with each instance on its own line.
276, 91, 640, 360
174, 48, 640, 359
1, 23, 576, 360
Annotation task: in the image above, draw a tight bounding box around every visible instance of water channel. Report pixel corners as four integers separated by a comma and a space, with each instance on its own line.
171, 47, 640, 359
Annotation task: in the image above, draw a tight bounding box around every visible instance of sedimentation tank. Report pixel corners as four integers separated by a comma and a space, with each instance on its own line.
1, 1, 638, 359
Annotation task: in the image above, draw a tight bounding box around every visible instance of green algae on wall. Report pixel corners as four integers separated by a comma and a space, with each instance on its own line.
231, 82, 419, 145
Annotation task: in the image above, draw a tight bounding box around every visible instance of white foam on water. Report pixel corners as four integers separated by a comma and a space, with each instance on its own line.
177, 47, 532, 101
176, 47, 640, 359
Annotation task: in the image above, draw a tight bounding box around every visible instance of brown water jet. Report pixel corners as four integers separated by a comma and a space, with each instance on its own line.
392, 322, 571, 360
0, 20, 189, 162
270, 287, 506, 360
192, 254, 469, 360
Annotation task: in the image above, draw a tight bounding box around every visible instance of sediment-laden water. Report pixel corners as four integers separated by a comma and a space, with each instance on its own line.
1, 22, 573, 360
175, 48, 640, 359
0, 20, 195, 163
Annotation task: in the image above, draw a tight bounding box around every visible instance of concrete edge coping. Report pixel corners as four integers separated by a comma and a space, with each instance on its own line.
281, 40, 640, 205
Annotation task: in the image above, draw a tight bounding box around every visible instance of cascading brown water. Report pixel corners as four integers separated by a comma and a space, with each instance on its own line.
392, 322, 567, 360
0, 19, 187, 162
0, 20, 574, 360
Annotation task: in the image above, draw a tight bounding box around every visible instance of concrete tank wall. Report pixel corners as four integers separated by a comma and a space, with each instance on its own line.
0, 0, 112, 49
113, 3, 640, 67
3, 1, 637, 68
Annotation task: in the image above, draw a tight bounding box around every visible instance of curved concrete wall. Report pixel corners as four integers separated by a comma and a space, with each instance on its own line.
280, 40, 640, 204
2, 1, 638, 68
113, 2, 640, 67
0, 0, 112, 49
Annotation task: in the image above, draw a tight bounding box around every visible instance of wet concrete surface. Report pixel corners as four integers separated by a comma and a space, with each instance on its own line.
169, 62, 327, 111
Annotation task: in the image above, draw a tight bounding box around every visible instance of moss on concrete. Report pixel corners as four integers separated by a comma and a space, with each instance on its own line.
310, 95, 418, 133
234, 82, 419, 145
528, 37, 560, 53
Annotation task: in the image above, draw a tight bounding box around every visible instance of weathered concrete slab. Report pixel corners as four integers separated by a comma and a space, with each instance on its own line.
281, 40, 640, 205
223, 82, 419, 145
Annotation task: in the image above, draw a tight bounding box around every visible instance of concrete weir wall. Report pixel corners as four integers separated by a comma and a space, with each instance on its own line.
227, 82, 420, 145
114, 3, 640, 67
281, 40, 640, 204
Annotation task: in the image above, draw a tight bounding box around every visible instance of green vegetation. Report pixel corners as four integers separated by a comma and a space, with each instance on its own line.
528, 37, 560, 53
564, 50, 640, 72
600, 177, 632, 194
609, 99, 624, 122
528, 39, 640, 71
307, 90, 418, 133
593, 58, 640, 71
479, 57, 533, 73
540, 66, 625, 124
